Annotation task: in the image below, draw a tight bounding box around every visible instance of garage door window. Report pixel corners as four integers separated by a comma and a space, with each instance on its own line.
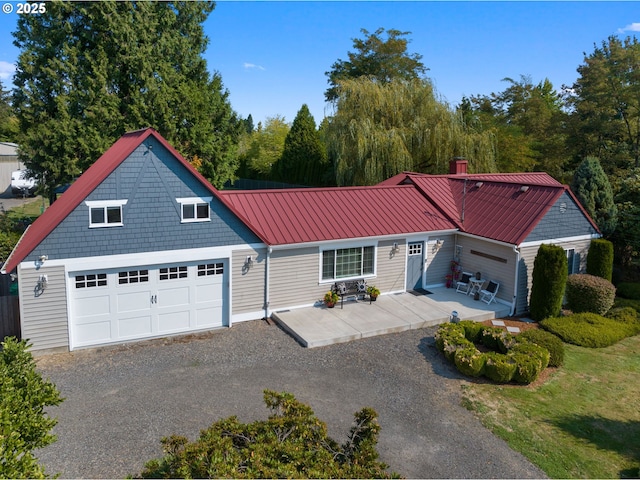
75, 273, 107, 288
197, 263, 224, 276
160, 266, 188, 280
118, 270, 149, 284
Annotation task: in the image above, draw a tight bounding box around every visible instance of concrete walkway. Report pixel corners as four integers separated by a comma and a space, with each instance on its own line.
272, 287, 511, 347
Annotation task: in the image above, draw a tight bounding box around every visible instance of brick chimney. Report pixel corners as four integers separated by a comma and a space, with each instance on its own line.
449, 157, 468, 175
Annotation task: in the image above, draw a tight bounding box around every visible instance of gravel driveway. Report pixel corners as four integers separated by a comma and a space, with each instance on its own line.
34, 321, 546, 479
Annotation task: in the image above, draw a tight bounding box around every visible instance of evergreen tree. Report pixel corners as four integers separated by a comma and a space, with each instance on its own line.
571, 156, 618, 236
237, 116, 289, 180
326, 78, 496, 186
325, 27, 427, 102
0, 79, 19, 141
273, 104, 327, 186
529, 244, 568, 321
12, 1, 241, 202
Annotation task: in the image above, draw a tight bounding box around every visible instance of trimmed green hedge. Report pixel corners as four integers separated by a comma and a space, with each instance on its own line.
616, 282, 640, 300
434, 322, 550, 384
518, 329, 565, 367
540, 312, 640, 348
586, 238, 614, 282
565, 274, 616, 315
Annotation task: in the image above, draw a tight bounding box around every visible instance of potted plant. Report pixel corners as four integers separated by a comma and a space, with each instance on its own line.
366, 285, 380, 301
324, 290, 339, 308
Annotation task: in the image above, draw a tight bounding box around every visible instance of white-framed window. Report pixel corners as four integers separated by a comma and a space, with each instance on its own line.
197, 262, 224, 276
159, 266, 188, 280
321, 246, 375, 281
566, 248, 579, 275
408, 242, 423, 256
85, 200, 128, 227
75, 273, 107, 288
177, 197, 212, 223
118, 269, 149, 285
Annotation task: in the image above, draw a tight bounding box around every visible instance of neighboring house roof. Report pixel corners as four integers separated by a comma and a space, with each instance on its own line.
384, 172, 599, 245
0, 142, 18, 157
220, 185, 457, 245
2, 128, 267, 273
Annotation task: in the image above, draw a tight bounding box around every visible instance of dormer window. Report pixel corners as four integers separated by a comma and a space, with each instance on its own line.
85, 200, 127, 227
177, 197, 211, 223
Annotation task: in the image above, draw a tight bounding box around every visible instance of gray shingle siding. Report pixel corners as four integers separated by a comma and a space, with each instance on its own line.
24, 138, 259, 262
525, 191, 598, 242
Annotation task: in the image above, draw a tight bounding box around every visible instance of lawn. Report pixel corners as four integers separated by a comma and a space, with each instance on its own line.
461, 334, 640, 479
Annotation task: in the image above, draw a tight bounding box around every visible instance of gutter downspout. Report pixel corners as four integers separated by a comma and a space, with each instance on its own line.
264, 246, 272, 319
510, 245, 520, 316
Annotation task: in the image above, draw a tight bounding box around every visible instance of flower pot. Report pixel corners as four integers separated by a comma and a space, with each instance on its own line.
475, 272, 481, 280
326, 302, 335, 308
370, 295, 378, 302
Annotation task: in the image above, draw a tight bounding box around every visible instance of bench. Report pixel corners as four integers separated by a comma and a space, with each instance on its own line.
331, 279, 368, 309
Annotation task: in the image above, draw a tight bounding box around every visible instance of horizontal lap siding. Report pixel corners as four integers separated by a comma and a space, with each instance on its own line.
456, 237, 516, 305
18, 264, 69, 351
426, 235, 455, 286
517, 238, 593, 315
270, 247, 324, 310
232, 247, 266, 315
375, 239, 406, 293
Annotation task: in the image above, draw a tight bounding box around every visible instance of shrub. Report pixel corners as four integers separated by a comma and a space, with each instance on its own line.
518, 329, 565, 367
565, 274, 616, 315
541, 312, 640, 347
458, 320, 484, 342
509, 343, 550, 384
606, 306, 639, 325
616, 282, 640, 300
480, 327, 517, 353
483, 352, 517, 383
586, 238, 614, 282
434, 323, 472, 362
614, 297, 640, 312
453, 345, 486, 377
529, 244, 568, 321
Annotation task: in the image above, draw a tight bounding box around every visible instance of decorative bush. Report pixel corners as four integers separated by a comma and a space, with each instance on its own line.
529, 244, 568, 321
483, 352, 517, 383
434, 323, 551, 385
565, 274, 616, 315
614, 297, 640, 312
458, 320, 483, 342
606, 306, 638, 324
454, 344, 486, 377
616, 282, 640, 300
480, 327, 518, 353
586, 238, 614, 282
518, 329, 565, 367
541, 312, 640, 348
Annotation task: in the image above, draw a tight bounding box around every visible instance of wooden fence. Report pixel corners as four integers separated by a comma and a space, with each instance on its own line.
0, 296, 20, 340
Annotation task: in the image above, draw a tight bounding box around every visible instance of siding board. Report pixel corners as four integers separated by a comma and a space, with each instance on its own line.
425, 235, 455, 286
232, 247, 266, 315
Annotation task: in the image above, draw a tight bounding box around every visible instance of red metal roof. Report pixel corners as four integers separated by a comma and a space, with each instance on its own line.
3, 128, 267, 273
220, 185, 457, 245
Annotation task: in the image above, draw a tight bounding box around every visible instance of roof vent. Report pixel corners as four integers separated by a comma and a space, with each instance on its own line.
520, 185, 529, 193
475, 182, 483, 188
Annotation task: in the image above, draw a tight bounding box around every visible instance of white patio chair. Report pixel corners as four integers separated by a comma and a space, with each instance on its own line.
455, 272, 473, 294
479, 280, 499, 304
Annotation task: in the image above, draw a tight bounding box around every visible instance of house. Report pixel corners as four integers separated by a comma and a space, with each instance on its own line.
2, 130, 600, 353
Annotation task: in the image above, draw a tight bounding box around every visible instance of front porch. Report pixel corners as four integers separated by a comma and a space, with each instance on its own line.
271, 287, 511, 348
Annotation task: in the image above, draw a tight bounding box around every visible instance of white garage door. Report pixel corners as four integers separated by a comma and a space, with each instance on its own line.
69, 260, 228, 349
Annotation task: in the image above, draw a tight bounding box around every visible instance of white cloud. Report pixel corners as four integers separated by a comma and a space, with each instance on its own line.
243, 62, 266, 71
617, 22, 640, 34
0, 61, 16, 81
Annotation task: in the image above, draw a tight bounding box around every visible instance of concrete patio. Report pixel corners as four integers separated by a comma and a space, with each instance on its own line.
272, 287, 511, 347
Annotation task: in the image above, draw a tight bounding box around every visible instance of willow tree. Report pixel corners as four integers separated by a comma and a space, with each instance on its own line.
325, 78, 496, 186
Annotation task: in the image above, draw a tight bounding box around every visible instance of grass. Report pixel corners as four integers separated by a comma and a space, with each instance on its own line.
5, 196, 48, 220
461, 335, 640, 479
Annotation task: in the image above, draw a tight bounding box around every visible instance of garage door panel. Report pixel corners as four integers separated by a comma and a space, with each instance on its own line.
75, 295, 110, 318
118, 314, 153, 338
196, 306, 223, 327
196, 283, 222, 303
75, 321, 112, 345
117, 290, 152, 313
158, 286, 190, 307
158, 311, 190, 332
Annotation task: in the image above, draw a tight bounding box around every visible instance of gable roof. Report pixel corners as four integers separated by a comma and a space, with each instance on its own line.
2, 128, 267, 273
220, 185, 457, 245
385, 172, 599, 245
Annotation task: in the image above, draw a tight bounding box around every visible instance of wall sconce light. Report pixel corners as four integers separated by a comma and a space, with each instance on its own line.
520, 185, 529, 193
244, 255, 254, 269
37, 274, 48, 291
475, 181, 483, 188
436, 239, 444, 248
392, 242, 399, 252
39, 255, 48, 263
10, 273, 17, 282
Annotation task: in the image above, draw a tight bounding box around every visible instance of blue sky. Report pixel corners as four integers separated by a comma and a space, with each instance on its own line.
1, 2, 638, 126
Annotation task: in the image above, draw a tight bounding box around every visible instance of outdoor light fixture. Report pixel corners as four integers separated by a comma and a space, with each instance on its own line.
245, 255, 254, 269
39, 255, 48, 262
450, 310, 460, 323
37, 274, 48, 290
392, 242, 399, 252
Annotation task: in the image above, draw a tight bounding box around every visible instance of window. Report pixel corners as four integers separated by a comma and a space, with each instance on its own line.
75, 273, 107, 288
160, 266, 188, 280
566, 248, 579, 275
118, 270, 149, 285
86, 200, 127, 227
408, 243, 422, 256
197, 263, 224, 276
322, 246, 375, 280
177, 197, 212, 223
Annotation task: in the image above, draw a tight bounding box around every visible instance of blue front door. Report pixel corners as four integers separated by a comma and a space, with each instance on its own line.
406, 242, 424, 290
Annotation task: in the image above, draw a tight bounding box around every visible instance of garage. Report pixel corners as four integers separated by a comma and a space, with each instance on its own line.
69, 259, 228, 349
